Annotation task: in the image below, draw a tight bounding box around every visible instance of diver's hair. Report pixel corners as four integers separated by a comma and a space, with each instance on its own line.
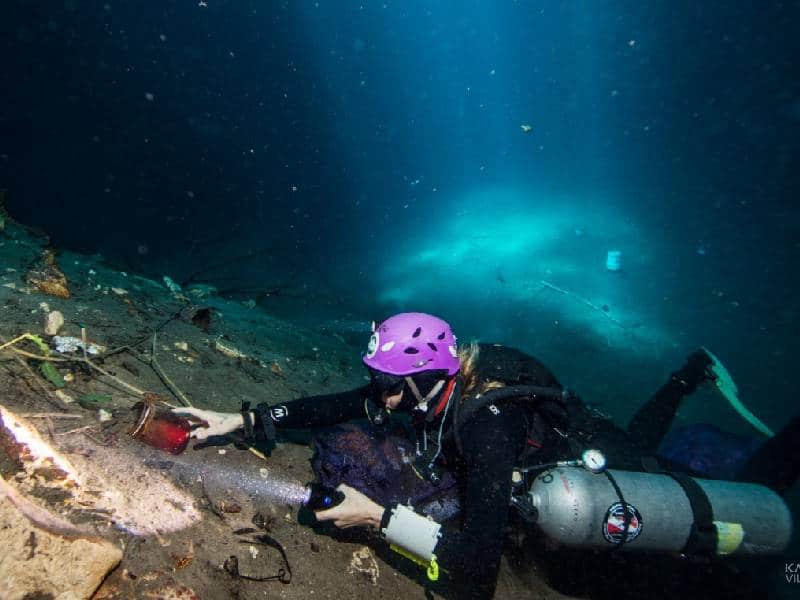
458, 341, 505, 395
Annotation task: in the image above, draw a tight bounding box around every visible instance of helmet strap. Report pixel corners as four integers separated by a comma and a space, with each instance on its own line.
431, 378, 457, 419
405, 377, 445, 412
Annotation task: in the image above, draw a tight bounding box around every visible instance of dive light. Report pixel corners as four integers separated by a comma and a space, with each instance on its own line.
304, 482, 346, 511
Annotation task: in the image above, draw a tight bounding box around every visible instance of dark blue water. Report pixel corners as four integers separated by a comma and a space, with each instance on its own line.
2, 1, 798, 596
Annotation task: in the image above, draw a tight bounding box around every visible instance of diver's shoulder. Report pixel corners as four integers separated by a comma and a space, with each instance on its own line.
475, 343, 561, 388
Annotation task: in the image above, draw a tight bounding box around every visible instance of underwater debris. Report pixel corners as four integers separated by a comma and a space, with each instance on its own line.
26, 249, 70, 299
215, 338, 247, 360
129, 400, 191, 455
520, 123, 533, 133
223, 552, 291, 583
200, 478, 226, 520
39, 361, 66, 388
54, 390, 74, 404
348, 546, 380, 585
252, 511, 277, 532
225, 532, 293, 584
172, 554, 194, 570
53, 335, 104, 355
79, 393, 113, 410
44, 309, 64, 336
217, 499, 242, 514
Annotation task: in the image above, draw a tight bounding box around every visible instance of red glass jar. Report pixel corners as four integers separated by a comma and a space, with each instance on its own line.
130, 401, 191, 455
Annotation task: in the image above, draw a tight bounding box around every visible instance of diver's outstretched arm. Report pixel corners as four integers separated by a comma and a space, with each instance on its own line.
626, 349, 713, 454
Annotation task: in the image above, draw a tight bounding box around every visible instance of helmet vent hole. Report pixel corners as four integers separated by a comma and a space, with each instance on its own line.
412, 327, 422, 338
427, 343, 437, 351
437, 332, 446, 340
404, 347, 420, 354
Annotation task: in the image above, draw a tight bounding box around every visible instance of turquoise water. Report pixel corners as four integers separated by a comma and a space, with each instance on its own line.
2, 1, 798, 597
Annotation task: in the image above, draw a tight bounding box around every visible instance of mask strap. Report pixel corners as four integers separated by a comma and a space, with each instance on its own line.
405, 377, 445, 412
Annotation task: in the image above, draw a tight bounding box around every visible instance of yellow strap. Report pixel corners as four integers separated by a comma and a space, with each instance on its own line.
389, 544, 440, 581
714, 521, 745, 555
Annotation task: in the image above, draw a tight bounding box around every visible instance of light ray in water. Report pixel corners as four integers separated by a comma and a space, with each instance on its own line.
143, 455, 311, 506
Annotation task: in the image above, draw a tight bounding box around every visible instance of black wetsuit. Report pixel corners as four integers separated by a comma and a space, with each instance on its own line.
252, 344, 796, 599
253, 344, 602, 599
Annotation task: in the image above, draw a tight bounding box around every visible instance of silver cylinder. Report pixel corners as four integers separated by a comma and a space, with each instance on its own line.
528, 467, 793, 555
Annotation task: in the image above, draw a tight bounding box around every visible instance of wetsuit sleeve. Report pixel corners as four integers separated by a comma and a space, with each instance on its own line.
626, 349, 713, 454
253, 384, 371, 433
433, 405, 527, 599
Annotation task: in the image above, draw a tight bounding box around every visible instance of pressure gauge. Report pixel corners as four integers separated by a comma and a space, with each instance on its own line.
581, 448, 607, 473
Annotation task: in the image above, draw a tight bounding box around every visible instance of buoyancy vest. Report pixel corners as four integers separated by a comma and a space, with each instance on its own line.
442, 345, 617, 464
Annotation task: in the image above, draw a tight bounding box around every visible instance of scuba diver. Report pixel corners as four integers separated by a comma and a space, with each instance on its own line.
175, 312, 798, 600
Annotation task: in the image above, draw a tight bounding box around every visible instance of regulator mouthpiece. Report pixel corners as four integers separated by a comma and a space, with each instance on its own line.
304, 483, 345, 511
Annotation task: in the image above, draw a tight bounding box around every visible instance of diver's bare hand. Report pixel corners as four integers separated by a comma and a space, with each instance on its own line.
315, 484, 385, 529
171, 407, 242, 440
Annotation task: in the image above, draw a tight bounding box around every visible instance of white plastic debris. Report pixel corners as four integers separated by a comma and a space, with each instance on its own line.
606, 250, 622, 272
44, 310, 65, 336
98, 409, 112, 422
54, 390, 74, 404
52, 336, 103, 355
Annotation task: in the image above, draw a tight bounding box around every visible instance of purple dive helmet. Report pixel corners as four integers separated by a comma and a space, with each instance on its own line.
362, 312, 460, 376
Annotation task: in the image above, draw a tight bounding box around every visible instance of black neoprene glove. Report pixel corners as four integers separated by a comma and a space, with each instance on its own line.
674, 349, 713, 393
251, 405, 277, 445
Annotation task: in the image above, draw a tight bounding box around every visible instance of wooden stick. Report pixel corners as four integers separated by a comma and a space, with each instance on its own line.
22, 413, 83, 419
56, 424, 98, 436
3, 318, 191, 409
8, 341, 145, 397
10, 349, 69, 362
150, 332, 192, 407
0, 334, 65, 408
0, 334, 35, 352
82, 358, 147, 397
82, 431, 111, 446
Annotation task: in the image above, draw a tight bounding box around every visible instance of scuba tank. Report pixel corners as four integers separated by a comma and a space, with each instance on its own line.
526, 466, 792, 556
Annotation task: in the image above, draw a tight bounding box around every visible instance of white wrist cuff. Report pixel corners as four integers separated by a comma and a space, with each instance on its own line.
382, 504, 442, 561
